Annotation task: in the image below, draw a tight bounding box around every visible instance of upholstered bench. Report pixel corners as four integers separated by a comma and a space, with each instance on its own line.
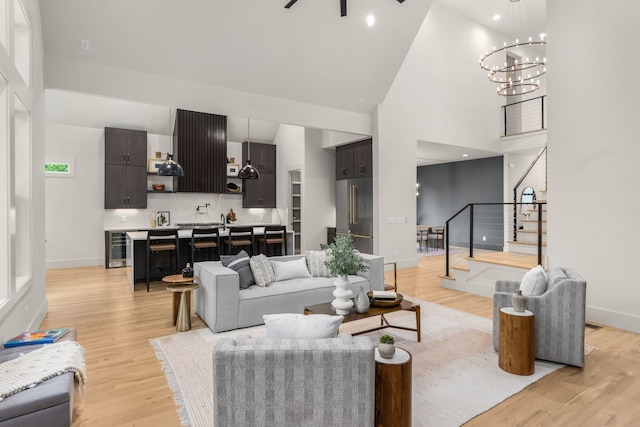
0, 328, 79, 427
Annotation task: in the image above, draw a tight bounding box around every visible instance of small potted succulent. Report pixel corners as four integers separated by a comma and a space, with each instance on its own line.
378, 334, 396, 359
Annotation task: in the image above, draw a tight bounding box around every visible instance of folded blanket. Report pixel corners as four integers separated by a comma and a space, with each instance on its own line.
0, 340, 86, 401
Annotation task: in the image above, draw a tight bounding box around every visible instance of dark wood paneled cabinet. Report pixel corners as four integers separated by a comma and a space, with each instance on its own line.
105, 127, 147, 209
242, 142, 276, 208
174, 109, 227, 193
335, 138, 372, 180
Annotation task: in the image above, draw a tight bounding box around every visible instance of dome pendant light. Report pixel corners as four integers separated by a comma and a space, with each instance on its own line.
238, 118, 260, 180
158, 107, 185, 176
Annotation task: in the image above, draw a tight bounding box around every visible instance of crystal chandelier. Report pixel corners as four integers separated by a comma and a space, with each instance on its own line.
478, 0, 546, 96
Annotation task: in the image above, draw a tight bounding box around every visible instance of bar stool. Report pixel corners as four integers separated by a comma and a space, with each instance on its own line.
225, 226, 254, 255
257, 225, 287, 256
189, 227, 221, 263
146, 229, 179, 292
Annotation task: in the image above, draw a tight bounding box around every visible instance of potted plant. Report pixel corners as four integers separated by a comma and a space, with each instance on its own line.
325, 233, 368, 314
378, 334, 396, 359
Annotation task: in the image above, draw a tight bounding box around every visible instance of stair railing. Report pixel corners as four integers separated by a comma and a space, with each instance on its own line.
445, 202, 546, 277
513, 145, 547, 241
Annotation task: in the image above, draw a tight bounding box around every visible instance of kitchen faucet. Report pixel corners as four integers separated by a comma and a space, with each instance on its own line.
220, 214, 226, 231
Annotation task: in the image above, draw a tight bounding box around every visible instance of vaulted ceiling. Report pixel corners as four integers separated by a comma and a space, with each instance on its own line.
40, 0, 546, 161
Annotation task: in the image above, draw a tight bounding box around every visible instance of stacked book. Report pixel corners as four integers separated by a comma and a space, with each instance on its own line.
371, 291, 398, 301
3, 328, 69, 348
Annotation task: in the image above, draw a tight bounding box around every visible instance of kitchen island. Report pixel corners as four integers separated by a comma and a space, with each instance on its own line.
125, 225, 294, 291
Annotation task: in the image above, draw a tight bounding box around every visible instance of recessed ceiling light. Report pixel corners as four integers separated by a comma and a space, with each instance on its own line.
366, 14, 376, 26
493, 14, 501, 21
462, 153, 469, 157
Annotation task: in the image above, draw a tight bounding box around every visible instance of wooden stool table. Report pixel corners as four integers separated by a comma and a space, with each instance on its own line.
499, 307, 535, 375
163, 275, 198, 332
375, 347, 412, 427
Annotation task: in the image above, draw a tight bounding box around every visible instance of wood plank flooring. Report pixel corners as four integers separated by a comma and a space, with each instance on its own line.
42, 255, 640, 426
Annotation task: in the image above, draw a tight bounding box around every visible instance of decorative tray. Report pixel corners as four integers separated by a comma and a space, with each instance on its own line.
367, 291, 403, 307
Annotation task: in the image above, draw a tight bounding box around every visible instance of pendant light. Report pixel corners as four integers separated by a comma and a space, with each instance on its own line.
238, 118, 260, 180
158, 107, 185, 177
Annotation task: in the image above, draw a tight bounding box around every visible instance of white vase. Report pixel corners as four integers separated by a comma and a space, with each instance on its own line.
354, 286, 370, 313
378, 343, 396, 359
331, 274, 354, 315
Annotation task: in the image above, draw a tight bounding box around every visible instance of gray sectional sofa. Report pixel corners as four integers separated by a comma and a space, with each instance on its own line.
194, 253, 384, 333
0, 329, 77, 427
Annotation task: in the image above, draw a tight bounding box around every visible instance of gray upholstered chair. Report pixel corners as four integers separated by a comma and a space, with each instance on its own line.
492, 267, 587, 367
213, 335, 375, 427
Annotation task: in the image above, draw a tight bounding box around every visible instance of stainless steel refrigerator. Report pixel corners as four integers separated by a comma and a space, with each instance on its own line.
335, 177, 373, 253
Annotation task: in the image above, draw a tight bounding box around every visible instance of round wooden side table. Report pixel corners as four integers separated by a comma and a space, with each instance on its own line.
375, 347, 412, 427
499, 307, 535, 375
163, 274, 198, 332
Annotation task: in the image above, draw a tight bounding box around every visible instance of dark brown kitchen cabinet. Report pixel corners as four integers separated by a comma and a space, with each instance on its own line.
174, 109, 227, 193
243, 141, 276, 174
335, 138, 372, 180
105, 127, 147, 209
242, 142, 276, 208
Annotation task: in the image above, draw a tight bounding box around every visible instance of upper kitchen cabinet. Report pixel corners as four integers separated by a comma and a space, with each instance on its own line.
242, 141, 276, 175
335, 138, 372, 180
174, 109, 227, 193
105, 127, 147, 209
242, 142, 276, 208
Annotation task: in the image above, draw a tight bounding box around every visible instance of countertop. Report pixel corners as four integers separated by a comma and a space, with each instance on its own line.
126, 224, 292, 240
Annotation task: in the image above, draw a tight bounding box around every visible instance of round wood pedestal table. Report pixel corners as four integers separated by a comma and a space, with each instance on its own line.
375, 347, 412, 427
163, 274, 198, 332
499, 307, 535, 376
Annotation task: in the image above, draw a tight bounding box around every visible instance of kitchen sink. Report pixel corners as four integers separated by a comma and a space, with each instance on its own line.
176, 222, 224, 229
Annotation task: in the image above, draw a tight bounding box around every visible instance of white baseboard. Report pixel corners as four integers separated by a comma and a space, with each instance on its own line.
29, 298, 49, 331
46, 257, 103, 270
586, 306, 640, 334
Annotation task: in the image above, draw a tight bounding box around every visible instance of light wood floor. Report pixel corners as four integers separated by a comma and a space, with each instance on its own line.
42, 255, 640, 426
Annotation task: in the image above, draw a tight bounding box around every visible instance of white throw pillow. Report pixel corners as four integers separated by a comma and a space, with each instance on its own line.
305, 250, 332, 277
250, 254, 276, 287
263, 313, 344, 339
270, 257, 312, 282
519, 264, 548, 296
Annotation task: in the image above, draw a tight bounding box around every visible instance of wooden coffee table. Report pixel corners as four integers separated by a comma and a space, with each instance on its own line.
304, 299, 421, 342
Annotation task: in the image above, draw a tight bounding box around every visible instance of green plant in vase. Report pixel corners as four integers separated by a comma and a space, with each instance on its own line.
378, 334, 396, 359
324, 233, 368, 277
325, 233, 368, 315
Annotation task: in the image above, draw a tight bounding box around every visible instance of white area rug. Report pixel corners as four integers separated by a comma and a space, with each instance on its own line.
150, 299, 564, 427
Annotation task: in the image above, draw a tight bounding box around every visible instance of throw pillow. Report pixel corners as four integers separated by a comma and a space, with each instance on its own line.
519, 264, 548, 296
250, 254, 275, 287
305, 250, 332, 277
263, 313, 344, 339
270, 257, 312, 282
220, 250, 255, 289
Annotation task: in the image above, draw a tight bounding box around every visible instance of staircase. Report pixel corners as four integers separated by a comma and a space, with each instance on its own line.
440, 147, 547, 298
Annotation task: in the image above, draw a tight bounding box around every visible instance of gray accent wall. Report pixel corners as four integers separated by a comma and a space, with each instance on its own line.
417, 156, 503, 251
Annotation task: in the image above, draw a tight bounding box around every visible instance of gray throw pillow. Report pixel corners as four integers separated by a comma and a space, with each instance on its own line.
221, 250, 255, 289
250, 254, 275, 287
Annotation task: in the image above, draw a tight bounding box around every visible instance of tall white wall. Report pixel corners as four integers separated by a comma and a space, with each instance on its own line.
274, 124, 305, 230
303, 128, 335, 252
375, 2, 509, 266
547, 1, 640, 332
0, 0, 48, 342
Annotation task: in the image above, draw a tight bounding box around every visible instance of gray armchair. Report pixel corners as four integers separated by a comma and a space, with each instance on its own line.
213, 335, 375, 427
493, 267, 587, 367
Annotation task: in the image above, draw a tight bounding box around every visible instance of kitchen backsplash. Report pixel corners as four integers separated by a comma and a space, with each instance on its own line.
102, 192, 283, 230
